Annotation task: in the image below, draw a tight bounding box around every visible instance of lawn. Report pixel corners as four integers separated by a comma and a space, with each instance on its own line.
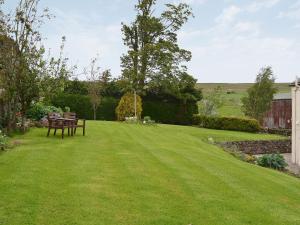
197, 83, 291, 118
0, 122, 299, 225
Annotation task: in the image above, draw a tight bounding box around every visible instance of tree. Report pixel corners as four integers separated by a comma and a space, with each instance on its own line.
40, 36, 76, 104
198, 86, 224, 116
121, 0, 195, 97
0, 0, 51, 132
242, 67, 278, 121
116, 92, 142, 121
85, 57, 102, 121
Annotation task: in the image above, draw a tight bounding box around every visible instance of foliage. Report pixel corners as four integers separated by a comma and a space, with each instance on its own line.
26, 102, 63, 121
198, 86, 224, 116
0, 0, 52, 132
121, 0, 200, 102
64, 79, 88, 95
193, 115, 261, 133
0, 129, 8, 150
257, 153, 288, 171
143, 116, 156, 125
143, 98, 198, 125
124, 117, 140, 124
242, 67, 278, 121
40, 36, 76, 104
116, 92, 142, 121
85, 57, 102, 120
52, 94, 119, 121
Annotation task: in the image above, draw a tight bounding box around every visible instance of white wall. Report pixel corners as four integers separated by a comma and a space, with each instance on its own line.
292, 86, 300, 165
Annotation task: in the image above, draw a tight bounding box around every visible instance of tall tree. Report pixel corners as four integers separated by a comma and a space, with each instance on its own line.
40, 36, 75, 103
1, 0, 51, 132
242, 67, 278, 121
121, 0, 194, 95
85, 57, 102, 121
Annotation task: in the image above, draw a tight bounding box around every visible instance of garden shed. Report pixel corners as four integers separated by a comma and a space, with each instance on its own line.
263, 93, 292, 129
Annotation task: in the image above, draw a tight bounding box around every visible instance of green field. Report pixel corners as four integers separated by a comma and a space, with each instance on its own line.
1, 121, 299, 225
197, 83, 291, 117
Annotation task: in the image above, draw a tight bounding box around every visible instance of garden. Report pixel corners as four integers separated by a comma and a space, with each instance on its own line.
1, 0, 300, 224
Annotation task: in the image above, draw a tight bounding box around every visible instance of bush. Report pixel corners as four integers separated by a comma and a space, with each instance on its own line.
143, 116, 156, 125
257, 153, 288, 171
193, 115, 261, 133
0, 130, 8, 150
143, 99, 198, 125
26, 102, 63, 121
116, 92, 142, 121
52, 94, 119, 121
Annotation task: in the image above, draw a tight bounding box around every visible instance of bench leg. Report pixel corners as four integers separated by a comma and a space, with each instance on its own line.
47, 127, 51, 137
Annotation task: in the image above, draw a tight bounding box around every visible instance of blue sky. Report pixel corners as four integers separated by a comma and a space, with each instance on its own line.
3, 0, 300, 82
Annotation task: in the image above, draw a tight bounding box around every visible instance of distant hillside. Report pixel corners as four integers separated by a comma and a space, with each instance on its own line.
197, 83, 290, 94
196, 83, 291, 118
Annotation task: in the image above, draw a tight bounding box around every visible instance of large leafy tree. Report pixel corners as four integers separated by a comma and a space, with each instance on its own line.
121, 0, 199, 101
242, 67, 278, 122
0, 0, 51, 132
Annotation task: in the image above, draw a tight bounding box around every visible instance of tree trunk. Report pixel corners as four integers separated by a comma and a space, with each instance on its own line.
93, 104, 97, 121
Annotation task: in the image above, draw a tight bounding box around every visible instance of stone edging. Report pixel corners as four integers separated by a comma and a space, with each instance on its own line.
217, 140, 291, 155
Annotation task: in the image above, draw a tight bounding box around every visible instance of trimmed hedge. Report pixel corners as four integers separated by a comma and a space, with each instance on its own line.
52, 94, 119, 121
192, 115, 261, 133
143, 100, 198, 125
52, 94, 198, 125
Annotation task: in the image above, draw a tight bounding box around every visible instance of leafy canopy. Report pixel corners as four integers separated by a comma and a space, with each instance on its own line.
121, 0, 201, 102
242, 67, 278, 121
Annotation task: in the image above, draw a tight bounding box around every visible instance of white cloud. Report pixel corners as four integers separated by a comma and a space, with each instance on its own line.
246, 0, 281, 12
279, 0, 300, 20
173, 0, 207, 5
177, 2, 300, 82
215, 5, 241, 25
43, 8, 124, 79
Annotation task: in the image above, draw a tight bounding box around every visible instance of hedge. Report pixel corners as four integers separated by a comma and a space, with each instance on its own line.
52, 94, 198, 125
143, 100, 198, 125
192, 115, 261, 133
52, 94, 119, 121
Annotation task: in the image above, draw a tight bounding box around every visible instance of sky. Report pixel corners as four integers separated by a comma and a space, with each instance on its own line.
3, 0, 300, 83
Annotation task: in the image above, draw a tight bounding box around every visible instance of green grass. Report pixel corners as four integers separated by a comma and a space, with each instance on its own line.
0, 122, 299, 225
197, 83, 291, 118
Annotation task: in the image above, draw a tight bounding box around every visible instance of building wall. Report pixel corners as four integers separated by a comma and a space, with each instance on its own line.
263, 99, 292, 129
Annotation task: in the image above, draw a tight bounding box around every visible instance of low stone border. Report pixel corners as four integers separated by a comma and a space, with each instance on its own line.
263, 128, 291, 137
218, 140, 291, 155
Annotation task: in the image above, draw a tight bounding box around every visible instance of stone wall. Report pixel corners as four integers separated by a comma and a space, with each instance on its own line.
218, 140, 291, 155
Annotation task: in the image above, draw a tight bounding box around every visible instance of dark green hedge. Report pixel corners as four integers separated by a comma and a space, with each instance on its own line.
143, 100, 198, 125
52, 94, 198, 125
52, 94, 119, 121
192, 115, 261, 133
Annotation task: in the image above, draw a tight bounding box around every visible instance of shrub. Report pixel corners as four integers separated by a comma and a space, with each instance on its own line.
26, 102, 63, 121
193, 115, 261, 133
116, 92, 142, 121
257, 153, 288, 171
125, 117, 139, 124
0, 130, 8, 150
52, 94, 119, 121
143, 99, 198, 125
143, 116, 156, 125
